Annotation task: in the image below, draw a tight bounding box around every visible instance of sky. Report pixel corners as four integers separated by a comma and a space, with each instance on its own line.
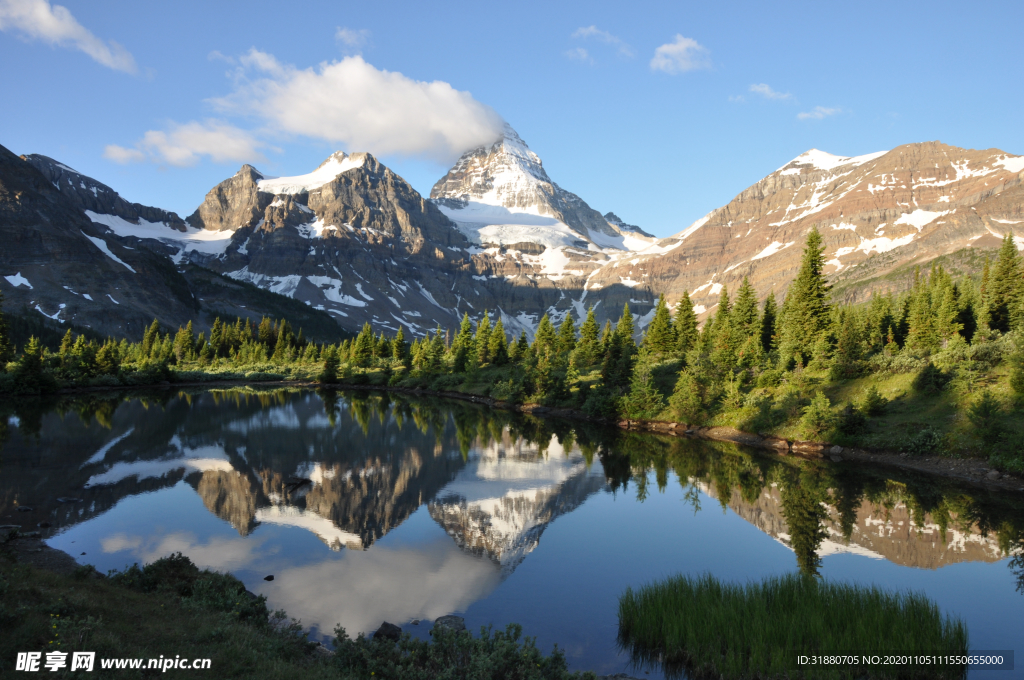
1, 0, 1022, 239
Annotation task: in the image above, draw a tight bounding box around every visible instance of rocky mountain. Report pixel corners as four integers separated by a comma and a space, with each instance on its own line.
0, 149, 344, 339
6, 133, 1022, 341
591, 142, 1024, 317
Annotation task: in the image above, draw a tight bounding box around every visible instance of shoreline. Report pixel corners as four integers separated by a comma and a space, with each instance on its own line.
7, 377, 1023, 494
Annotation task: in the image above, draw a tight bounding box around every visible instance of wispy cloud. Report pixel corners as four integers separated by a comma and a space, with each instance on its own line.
104, 120, 269, 167
335, 27, 370, 53
728, 95, 745, 103
571, 25, 633, 58
0, 0, 136, 73
650, 35, 711, 74
749, 83, 790, 100
564, 46, 592, 64
798, 106, 842, 120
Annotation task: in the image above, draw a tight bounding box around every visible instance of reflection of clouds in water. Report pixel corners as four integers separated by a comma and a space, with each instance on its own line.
100, 531, 274, 573
224, 406, 332, 434
263, 540, 500, 637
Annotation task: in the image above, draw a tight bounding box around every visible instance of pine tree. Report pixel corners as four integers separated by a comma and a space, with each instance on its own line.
573, 307, 601, 368
616, 302, 635, 348
643, 294, 676, 355
556, 313, 577, 358
780, 226, 832, 361
533, 314, 556, 357
760, 290, 778, 353
391, 327, 409, 366
141, 319, 160, 357
318, 346, 339, 383
488, 318, 509, 365
475, 312, 492, 365
673, 291, 699, 357
986, 233, 1022, 333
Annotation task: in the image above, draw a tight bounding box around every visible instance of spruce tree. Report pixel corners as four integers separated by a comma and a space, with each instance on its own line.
573, 307, 600, 367
616, 302, 636, 349
731, 277, 761, 348
556, 313, 577, 358
986, 233, 1022, 333
760, 290, 778, 354
780, 226, 832, 361
643, 294, 676, 355
391, 327, 409, 366
673, 291, 699, 357
533, 314, 556, 357
318, 346, 339, 383
475, 312, 492, 364
488, 318, 509, 365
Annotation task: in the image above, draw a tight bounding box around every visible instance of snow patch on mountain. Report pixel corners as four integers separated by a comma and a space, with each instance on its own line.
779, 148, 888, 173
256, 152, 366, 195
86, 210, 233, 256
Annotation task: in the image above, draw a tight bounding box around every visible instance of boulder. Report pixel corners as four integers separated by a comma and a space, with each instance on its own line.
373, 622, 402, 642
433, 615, 466, 634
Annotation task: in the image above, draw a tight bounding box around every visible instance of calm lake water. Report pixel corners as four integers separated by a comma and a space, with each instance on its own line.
2, 388, 1023, 678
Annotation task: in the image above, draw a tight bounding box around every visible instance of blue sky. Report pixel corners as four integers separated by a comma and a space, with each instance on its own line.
1, 0, 1021, 238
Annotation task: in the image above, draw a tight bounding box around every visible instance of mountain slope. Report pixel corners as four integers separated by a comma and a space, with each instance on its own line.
590, 142, 1024, 315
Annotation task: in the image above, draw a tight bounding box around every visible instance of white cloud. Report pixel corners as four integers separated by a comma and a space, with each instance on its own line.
728, 95, 745, 103
0, 0, 136, 73
564, 46, 592, 64
571, 25, 633, 58
210, 50, 504, 163
104, 119, 268, 167
650, 34, 710, 74
749, 83, 790, 100
335, 27, 369, 52
798, 106, 842, 120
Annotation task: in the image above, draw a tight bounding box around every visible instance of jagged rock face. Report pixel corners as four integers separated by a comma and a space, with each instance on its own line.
23, 154, 187, 231
0, 143, 200, 336
592, 142, 1024, 316
187, 165, 264, 233
197, 470, 262, 536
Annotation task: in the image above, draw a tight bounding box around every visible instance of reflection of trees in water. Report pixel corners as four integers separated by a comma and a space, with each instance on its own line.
597, 431, 1024, 579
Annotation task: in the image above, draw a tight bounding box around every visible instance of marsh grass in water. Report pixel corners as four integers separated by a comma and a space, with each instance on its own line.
617, 573, 968, 679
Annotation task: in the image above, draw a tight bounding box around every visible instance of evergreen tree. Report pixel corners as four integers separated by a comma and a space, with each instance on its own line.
760, 290, 778, 354
318, 346, 339, 383
616, 302, 636, 347
987, 233, 1022, 333
619, 347, 666, 419
351, 322, 374, 366
673, 291, 699, 357
488, 318, 509, 365
452, 313, 474, 372
556, 313, 577, 358
258, 317, 274, 347
511, 331, 530, 363
141, 319, 160, 357
573, 307, 601, 368
643, 294, 676, 354
391, 327, 409, 366
475, 312, 492, 365
780, 226, 832, 361
533, 314, 556, 357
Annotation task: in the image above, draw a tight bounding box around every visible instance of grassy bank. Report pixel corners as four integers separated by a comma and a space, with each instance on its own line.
618, 573, 968, 680
0, 547, 593, 679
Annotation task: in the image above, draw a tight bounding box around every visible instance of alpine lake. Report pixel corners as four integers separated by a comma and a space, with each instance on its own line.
2, 387, 1023, 679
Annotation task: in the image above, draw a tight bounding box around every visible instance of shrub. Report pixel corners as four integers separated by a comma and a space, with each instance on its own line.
912, 362, 950, 393
838, 403, 866, 435
901, 427, 943, 455
861, 385, 888, 416
755, 368, 782, 388
967, 390, 1004, 447
800, 392, 837, 440
490, 379, 521, 402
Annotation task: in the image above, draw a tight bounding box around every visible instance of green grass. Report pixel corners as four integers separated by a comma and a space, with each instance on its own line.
618, 573, 968, 680
0, 549, 594, 680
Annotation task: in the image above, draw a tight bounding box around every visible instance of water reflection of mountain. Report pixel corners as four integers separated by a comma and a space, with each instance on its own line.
2, 391, 468, 552
698, 481, 1003, 569
429, 434, 607, 575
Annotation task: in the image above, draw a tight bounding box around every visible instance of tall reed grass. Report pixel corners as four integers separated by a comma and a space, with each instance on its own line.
618, 573, 968, 679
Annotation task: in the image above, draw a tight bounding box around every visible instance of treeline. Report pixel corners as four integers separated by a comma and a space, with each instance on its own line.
3, 226, 1024, 467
